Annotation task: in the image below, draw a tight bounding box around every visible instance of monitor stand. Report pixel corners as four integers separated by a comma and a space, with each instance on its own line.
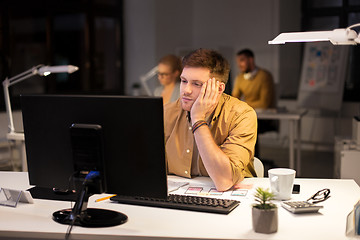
52, 183, 127, 227
27, 186, 78, 202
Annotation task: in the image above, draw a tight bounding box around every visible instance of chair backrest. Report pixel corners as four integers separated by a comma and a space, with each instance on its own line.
253, 157, 264, 177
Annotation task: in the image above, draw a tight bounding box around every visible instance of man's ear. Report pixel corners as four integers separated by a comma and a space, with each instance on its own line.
219, 82, 225, 93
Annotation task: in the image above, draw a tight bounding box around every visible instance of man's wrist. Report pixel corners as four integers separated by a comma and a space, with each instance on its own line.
191, 118, 203, 125
191, 114, 206, 125
192, 120, 208, 134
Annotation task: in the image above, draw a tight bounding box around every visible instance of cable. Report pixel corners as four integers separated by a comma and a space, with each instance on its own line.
64, 172, 78, 240
84, 171, 100, 181
63, 171, 100, 240
65, 214, 77, 240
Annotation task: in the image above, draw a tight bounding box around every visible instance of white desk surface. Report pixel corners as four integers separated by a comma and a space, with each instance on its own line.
0, 171, 359, 240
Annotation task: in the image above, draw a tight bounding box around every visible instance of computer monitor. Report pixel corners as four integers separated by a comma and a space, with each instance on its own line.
21, 95, 168, 226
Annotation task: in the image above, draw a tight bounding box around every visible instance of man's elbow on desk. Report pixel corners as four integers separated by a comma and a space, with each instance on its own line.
213, 178, 234, 192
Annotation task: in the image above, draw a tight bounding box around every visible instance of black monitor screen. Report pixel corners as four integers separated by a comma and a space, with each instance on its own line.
21, 95, 167, 199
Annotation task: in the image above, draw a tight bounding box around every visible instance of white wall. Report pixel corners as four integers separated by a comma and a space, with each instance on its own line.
123, 0, 300, 95
154, 0, 194, 58
123, 0, 157, 95
278, 0, 302, 98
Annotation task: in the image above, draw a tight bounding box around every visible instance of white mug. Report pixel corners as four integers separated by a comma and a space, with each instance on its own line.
268, 168, 296, 200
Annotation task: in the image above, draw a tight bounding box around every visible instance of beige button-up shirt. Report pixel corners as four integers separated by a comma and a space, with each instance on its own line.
164, 93, 257, 185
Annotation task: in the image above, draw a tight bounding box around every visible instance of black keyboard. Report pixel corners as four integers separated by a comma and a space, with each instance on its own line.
110, 194, 240, 214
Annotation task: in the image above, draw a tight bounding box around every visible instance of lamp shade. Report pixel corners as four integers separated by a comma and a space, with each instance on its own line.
269, 27, 359, 45
37, 65, 79, 76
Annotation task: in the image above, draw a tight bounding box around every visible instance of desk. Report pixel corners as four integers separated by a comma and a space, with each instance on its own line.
0, 171, 359, 240
257, 109, 307, 175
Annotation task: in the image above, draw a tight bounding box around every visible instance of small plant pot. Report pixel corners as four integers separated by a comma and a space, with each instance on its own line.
252, 207, 278, 234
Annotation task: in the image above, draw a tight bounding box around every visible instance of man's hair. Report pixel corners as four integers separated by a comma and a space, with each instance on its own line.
236, 49, 254, 58
182, 48, 230, 84
158, 54, 182, 73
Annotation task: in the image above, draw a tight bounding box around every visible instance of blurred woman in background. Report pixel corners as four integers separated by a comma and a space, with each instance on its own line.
154, 54, 182, 105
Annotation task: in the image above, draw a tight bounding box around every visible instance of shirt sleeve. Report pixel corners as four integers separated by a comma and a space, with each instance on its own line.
219, 107, 257, 184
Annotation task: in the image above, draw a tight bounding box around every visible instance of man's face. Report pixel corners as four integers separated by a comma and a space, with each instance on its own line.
180, 67, 211, 112
236, 55, 252, 73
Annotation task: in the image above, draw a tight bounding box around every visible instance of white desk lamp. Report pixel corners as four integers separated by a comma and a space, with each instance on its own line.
140, 66, 158, 96
3, 64, 79, 138
269, 23, 360, 45
2, 64, 78, 170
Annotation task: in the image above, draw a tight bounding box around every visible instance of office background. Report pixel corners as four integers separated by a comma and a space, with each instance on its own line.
1, 0, 360, 178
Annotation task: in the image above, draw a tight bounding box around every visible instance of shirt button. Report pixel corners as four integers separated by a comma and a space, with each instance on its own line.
185, 170, 188, 174
186, 149, 190, 153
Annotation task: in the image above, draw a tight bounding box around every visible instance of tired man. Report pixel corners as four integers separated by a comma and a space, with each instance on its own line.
164, 49, 257, 191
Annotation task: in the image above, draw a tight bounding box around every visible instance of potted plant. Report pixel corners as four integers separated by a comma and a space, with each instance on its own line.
252, 187, 278, 233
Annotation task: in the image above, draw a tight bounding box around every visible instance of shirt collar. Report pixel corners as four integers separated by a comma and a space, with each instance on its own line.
243, 67, 258, 80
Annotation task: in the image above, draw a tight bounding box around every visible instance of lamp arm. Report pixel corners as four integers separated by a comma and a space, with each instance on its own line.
7, 65, 43, 86
3, 78, 15, 134
2, 64, 43, 134
347, 23, 360, 42
3, 64, 79, 135
347, 23, 360, 30
7, 72, 39, 87
3, 74, 36, 134
140, 66, 158, 96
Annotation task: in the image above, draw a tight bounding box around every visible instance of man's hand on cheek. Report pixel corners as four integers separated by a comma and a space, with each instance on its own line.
190, 78, 222, 125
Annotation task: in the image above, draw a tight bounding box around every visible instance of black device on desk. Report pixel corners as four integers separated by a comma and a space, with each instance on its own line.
21, 95, 168, 227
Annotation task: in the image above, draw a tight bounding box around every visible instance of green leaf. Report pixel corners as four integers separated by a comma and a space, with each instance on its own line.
253, 187, 276, 209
